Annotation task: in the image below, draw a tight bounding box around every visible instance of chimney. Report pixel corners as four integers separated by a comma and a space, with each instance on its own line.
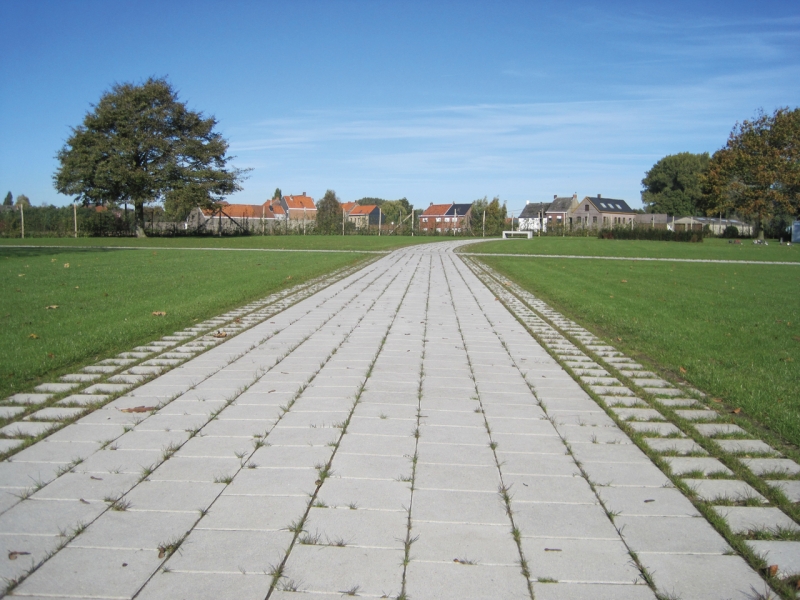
573, 193, 577, 200
554, 194, 557, 200
526, 200, 529, 205
302, 192, 306, 196
429, 202, 433, 206
597, 194, 601, 199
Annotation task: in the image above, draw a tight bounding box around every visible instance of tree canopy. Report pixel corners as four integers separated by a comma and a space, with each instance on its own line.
53, 77, 248, 234
641, 152, 709, 215
704, 107, 800, 238
15, 194, 30, 207
355, 197, 412, 225
273, 188, 282, 199
316, 189, 343, 234
3, 192, 12, 206
471, 196, 507, 235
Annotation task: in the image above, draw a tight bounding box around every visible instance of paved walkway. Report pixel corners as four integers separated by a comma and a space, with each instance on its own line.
0, 241, 793, 600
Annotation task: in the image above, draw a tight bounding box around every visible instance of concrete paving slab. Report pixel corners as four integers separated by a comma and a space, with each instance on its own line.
0, 439, 24, 453
767, 479, 800, 502
664, 456, 733, 476
715, 439, 777, 454
283, 545, 404, 598
25, 407, 84, 421
197, 494, 308, 531
713, 506, 800, 534
411, 520, 520, 565
694, 423, 747, 436
684, 479, 767, 504
522, 537, 642, 584
0, 406, 26, 419
166, 528, 292, 574
616, 515, 731, 553
746, 540, 800, 578
0, 421, 57, 438
11, 546, 162, 598
640, 553, 771, 600
56, 393, 109, 406
642, 437, 707, 454
515, 503, 618, 539
742, 458, 800, 476
532, 582, 656, 600
626, 422, 684, 436
596, 485, 701, 517
6, 393, 52, 405
34, 382, 79, 393
405, 561, 530, 600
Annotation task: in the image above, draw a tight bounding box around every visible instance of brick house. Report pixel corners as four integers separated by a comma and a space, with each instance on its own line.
279, 194, 317, 221
545, 194, 579, 228
574, 195, 636, 229
348, 205, 384, 229
419, 203, 451, 232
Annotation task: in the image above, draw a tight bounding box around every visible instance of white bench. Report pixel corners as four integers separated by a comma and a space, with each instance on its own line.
502, 230, 532, 239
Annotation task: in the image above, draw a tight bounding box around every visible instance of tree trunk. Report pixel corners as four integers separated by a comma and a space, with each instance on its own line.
134, 201, 147, 237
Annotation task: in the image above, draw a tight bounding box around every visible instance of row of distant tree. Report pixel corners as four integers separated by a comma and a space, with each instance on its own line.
642, 108, 799, 238
3, 192, 31, 207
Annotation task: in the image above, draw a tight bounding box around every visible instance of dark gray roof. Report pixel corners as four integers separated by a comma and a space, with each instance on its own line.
586, 197, 634, 213
519, 203, 550, 218
547, 197, 576, 213
446, 204, 473, 216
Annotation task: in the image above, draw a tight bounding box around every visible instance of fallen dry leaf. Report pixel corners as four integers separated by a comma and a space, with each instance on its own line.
120, 406, 157, 413
234, 317, 242, 323
64, 263, 69, 268
679, 366, 687, 374
712, 398, 723, 403
644, 499, 655, 503
620, 279, 628, 283
79, 498, 89, 504
47, 353, 55, 358
28, 333, 39, 339
732, 408, 742, 414
45, 305, 59, 310
616, 337, 622, 342
212, 331, 228, 338
90, 476, 103, 480
8, 551, 31, 560
544, 548, 562, 552
18, 274, 25, 277
151, 311, 166, 316
158, 547, 166, 559
767, 564, 778, 577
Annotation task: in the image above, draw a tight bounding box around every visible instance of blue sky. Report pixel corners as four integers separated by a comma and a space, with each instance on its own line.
1, 1, 798, 215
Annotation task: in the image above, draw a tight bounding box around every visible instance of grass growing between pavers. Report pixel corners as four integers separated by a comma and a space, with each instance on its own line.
478, 256, 800, 448
0, 245, 371, 400
0, 234, 457, 252
463, 236, 800, 262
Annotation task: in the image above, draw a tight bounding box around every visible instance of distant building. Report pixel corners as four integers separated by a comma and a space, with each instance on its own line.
545, 194, 579, 228
348, 205, 384, 229
419, 203, 472, 233
518, 201, 550, 232
574, 195, 636, 229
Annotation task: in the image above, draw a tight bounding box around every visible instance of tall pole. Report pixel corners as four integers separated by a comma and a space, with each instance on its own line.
342, 207, 345, 236
303, 207, 306, 235
378, 208, 381, 236
482, 210, 486, 238
73, 203, 78, 237
20, 203, 24, 239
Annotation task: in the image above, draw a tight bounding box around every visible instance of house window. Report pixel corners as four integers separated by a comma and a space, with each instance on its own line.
585, 204, 590, 211
556, 215, 562, 221
593, 216, 597, 224
603, 217, 608, 225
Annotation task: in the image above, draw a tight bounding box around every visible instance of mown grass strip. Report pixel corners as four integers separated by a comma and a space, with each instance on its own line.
0, 246, 375, 399
476, 254, 800, 448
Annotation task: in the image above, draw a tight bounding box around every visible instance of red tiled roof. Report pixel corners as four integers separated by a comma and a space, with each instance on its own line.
340, 202, 357, 214
349, 205, 377, 216
421, 203, 452, 217
222, 204, 265, 218
284, 195, 316, 210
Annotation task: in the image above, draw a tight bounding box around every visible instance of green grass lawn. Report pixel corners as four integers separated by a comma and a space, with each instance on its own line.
480, 255, 800, 447
1, 245, 371, 399
0, 234, 454, 252
463, 236, 800, 262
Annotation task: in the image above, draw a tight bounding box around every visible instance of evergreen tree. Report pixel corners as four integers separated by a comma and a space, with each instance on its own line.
3, 192, 12, 206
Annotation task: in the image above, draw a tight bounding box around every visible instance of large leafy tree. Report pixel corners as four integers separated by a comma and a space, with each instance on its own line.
704, 107, 800, 238
3, 192, 12, 206
15, 194, 30, 207
641, 152, 709, 215
54, 77, 248, 234
471, 196, 507, 235
316, 189, 343, 234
